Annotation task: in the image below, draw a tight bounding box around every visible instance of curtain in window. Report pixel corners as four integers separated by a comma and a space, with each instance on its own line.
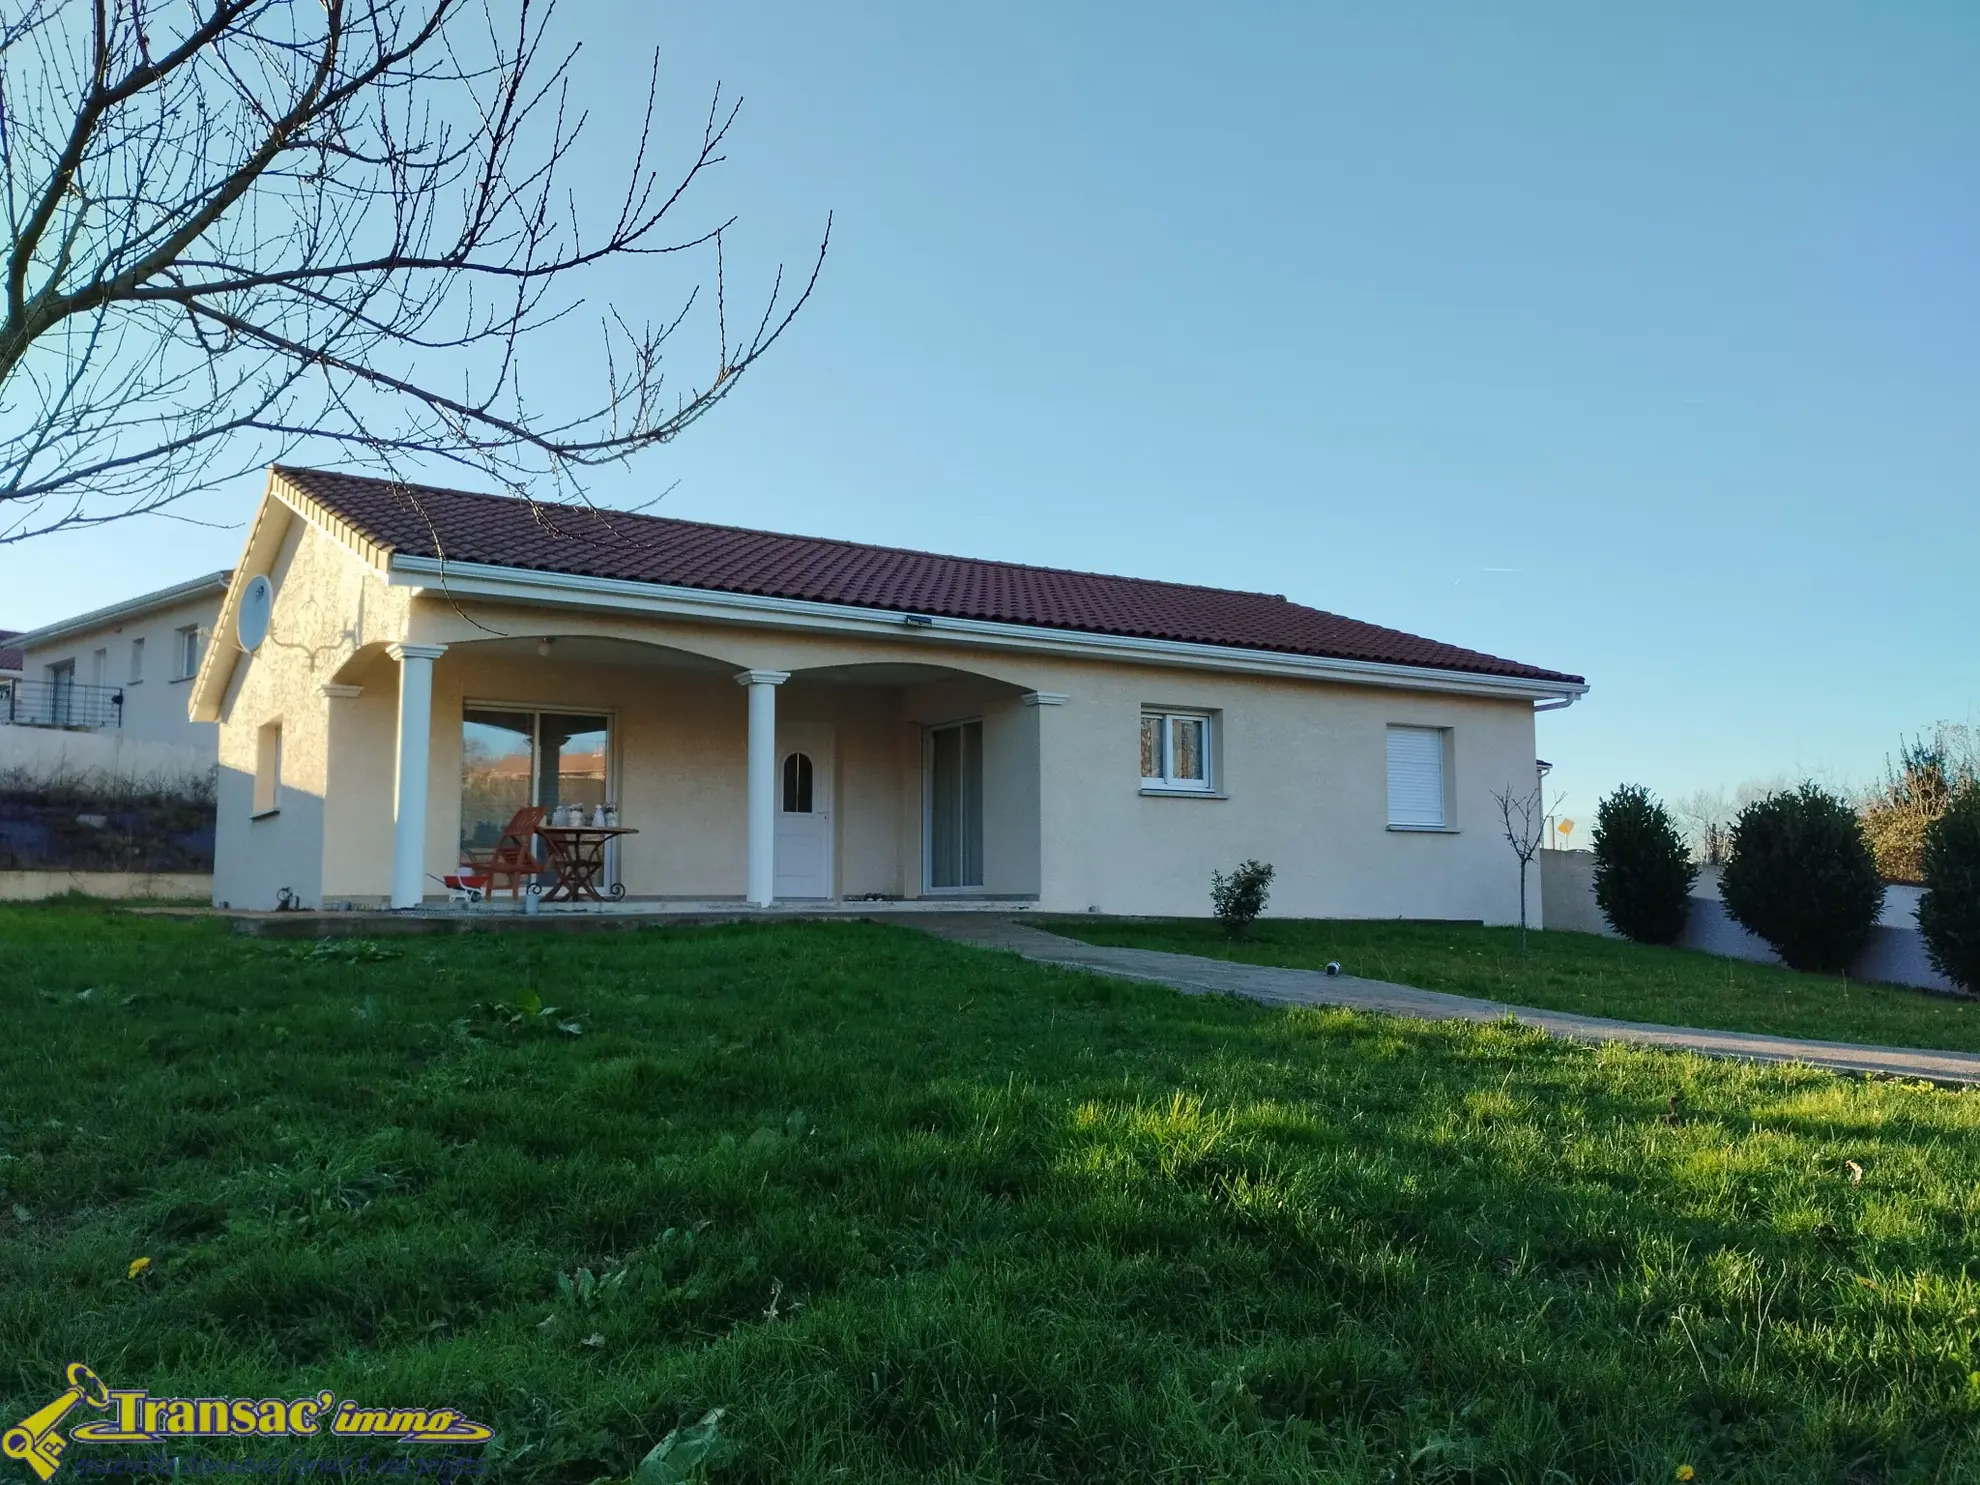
928, 721, 983, 889
1170, 717, 1205, 782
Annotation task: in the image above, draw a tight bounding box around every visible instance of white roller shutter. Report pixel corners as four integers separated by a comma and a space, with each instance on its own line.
1386, 726, 1447, 827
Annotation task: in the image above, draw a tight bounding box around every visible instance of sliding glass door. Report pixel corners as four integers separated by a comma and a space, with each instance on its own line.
462, 710, 533, 852
925, 719, 983, 891
461, 708, 611, 857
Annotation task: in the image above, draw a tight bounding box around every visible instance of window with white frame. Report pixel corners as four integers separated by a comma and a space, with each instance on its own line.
1141, 709, 1214, 792
253, 721, 283, 817
128, 636, 145, 682
175, 625, 201, 679
1386, 725, 1449, 828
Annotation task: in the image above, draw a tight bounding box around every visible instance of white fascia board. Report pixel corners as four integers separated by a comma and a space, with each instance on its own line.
189, 479, 301, 721
15, 571, 232, 650
388, 555, 1590, 705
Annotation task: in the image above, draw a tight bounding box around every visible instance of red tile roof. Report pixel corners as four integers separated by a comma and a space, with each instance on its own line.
0, 630, 21, 674
275, 467, 1584, 687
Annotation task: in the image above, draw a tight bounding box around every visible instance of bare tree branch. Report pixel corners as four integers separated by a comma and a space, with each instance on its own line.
0, 0, 827, 543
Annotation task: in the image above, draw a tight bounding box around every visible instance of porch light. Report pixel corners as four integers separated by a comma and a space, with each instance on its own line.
536, 638, 553, 656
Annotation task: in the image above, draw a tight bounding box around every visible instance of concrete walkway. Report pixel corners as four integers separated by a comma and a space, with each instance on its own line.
912, 916, 1980, 1086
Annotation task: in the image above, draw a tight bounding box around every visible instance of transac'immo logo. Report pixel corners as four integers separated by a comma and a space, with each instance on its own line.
3, 1365, 493, 1480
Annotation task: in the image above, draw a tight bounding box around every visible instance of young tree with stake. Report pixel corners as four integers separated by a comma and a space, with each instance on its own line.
1494, 778, 1553, 953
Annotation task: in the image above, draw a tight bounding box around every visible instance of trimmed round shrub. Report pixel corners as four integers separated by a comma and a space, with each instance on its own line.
1592, 784, 1696, 944
1720, 784, 1884, 974
1918, 784, 1980, 993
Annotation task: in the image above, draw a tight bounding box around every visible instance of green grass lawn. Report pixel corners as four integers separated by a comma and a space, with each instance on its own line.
3, 902, 1979, 1483
1040, 916, 1980, 1054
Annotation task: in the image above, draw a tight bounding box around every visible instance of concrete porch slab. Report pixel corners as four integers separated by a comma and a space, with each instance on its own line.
128, 896, 1036, 938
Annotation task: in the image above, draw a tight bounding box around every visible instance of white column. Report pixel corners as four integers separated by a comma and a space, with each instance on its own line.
735, 669, 790, 906
388, 643, 447, 909
1021, 691, 1068, 909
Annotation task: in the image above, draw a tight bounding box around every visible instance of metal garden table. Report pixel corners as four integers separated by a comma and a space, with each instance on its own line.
535, 825, 637, 903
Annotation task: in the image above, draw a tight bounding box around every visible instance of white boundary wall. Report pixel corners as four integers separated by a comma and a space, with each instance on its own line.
1541, 849, 1955, 993
0, 726, 213, 787
0, 871, 212, 900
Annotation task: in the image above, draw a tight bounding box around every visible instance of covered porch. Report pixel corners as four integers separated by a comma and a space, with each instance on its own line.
325, 635, 1062, 910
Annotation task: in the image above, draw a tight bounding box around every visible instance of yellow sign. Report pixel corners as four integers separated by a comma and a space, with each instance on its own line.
3, 1363, 492, 1481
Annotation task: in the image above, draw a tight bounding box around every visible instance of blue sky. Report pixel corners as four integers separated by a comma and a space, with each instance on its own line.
4, 1, 1974, 825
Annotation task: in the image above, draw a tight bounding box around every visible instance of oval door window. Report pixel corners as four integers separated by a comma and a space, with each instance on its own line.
781, 752, 814, 813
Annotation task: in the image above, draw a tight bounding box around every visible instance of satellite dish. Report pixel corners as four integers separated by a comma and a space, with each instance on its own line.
236, 574, 274, 651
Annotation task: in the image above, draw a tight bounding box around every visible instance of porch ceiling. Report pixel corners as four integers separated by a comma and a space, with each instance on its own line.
459, 635, 735, 673
791, 661, 1026, 690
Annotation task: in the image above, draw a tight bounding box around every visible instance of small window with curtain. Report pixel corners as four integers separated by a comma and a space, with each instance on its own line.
781, 751, 814, 813
253, 721, 283, 818
1141, 709, 1214, 792
1386, 725, 1450, 829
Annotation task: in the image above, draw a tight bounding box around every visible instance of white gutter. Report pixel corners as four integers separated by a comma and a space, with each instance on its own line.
387, 555, 1589, 706
14, 570, 232, 649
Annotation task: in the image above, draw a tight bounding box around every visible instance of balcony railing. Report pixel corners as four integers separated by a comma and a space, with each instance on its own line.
0, 678, 124, 730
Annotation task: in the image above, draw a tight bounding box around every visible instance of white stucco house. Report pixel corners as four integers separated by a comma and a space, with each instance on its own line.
192, 466, 1587, 917
4, 573, 230, 766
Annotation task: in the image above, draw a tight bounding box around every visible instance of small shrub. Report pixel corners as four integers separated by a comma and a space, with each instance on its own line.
474, 985, 582, 1036
1591, 785, 1696, 945
1210, 859, 1275, 940
1918, 784, 1980, 993
1720, 784, 1883, 974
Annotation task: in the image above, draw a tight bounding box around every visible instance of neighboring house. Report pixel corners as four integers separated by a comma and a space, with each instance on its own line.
193, 466, 1588, 915
0, 630, 19, 728
9, 573, 231, 749
0, 630, 21, 726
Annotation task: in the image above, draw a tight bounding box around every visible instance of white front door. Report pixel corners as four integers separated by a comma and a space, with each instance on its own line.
774, 724, 834, 899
